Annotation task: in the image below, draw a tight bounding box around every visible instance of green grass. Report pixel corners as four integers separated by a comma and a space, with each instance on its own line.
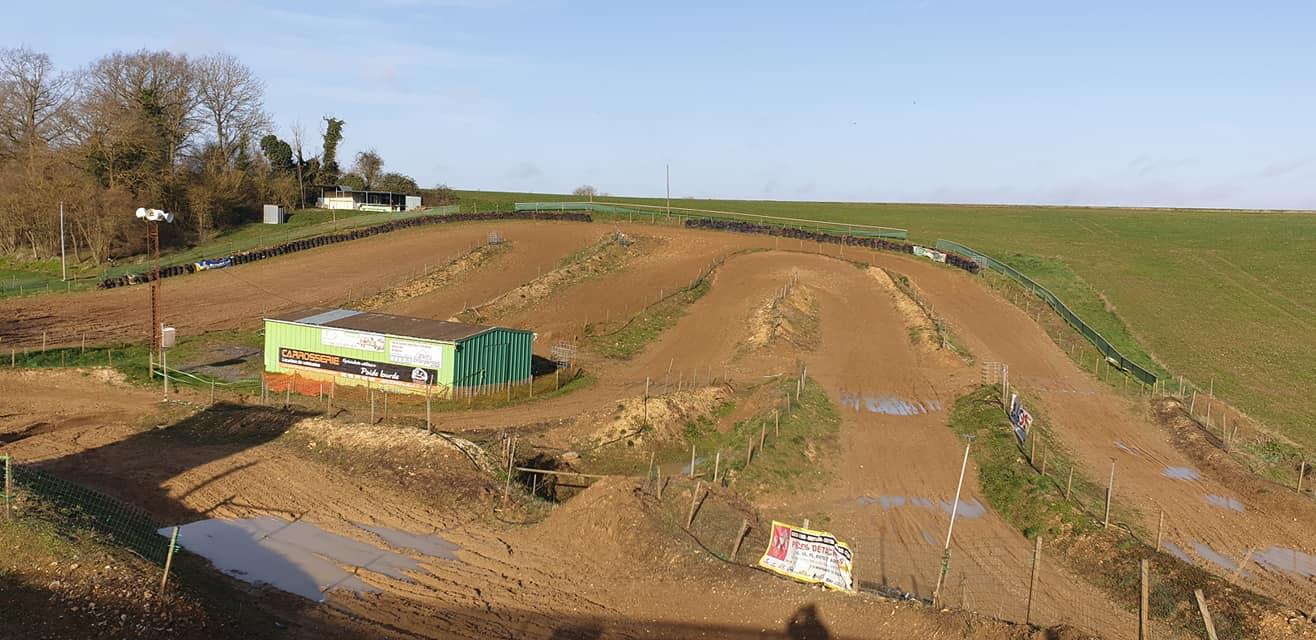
4, 329, 264, 392
584, 278, 712, 359
460, 189, 1316, 450
581, 376, 840, 497
946, 385, 1272, 638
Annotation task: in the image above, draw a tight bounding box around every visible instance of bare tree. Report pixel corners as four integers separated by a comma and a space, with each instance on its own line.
0, 47, 77, 157
573, 184, 598, 200
353, 149, 383, 190
195, 53, 268, 164
82, 50, 202, 191
289, 121, 307, 208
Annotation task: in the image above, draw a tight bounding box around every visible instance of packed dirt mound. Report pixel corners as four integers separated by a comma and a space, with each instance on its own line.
533, 477, 678, 572
743, 272, 819, 352
456, 231, 658, 323
588, 385, 734, 447
358, 242, 509, 310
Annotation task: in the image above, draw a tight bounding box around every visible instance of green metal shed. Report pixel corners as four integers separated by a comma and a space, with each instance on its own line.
263, 307, 534, 397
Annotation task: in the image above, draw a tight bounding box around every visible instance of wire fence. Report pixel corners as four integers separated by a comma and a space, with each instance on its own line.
515, 201, 910, 239
935, 239, 1156, 385
2, 455, 172, 565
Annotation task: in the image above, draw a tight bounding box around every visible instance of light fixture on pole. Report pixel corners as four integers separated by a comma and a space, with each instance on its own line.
135, 207, 176, 381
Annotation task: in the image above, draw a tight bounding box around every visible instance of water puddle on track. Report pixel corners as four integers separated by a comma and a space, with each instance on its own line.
1203, 494, 1245, 512
1190, 540, 1251, 578
1161, 466, 1201, 481
839, 393, 943, 416
1253, 546, 1316, 578
162, 517, 460, 602
1162, 540, 1193, 563
855, 495, 985, 519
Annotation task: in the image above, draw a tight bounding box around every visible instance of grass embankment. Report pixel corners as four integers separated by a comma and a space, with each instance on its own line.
4, 330, 264, 395
583, 377, 841, 497
583, 276, 711, 359
459, 189, 1316, 451
949, 385, 1278, 639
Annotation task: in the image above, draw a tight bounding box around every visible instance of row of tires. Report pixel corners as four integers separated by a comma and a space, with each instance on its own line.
683, 218, 981, 274
98, 211, 594, 289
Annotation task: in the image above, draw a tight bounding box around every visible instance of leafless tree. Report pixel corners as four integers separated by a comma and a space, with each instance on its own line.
573, 184, 598, 198
0, 47, 77, 157
195, 53, 268, 163
290, 120, 307, 208
82, 50, 202, 176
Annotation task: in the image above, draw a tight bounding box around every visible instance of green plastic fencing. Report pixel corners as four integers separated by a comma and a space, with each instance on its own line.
7, 458, 172, 564
515, 201, 909, 239
935, 239, 1157, 386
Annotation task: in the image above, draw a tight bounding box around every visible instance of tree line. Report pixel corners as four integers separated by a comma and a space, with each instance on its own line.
0, 47, 447, 267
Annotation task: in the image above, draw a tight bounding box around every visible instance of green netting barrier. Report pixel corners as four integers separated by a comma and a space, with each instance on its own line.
7, 459, 172, 565
514, 202, 908, 239
935, 239, 1157, 386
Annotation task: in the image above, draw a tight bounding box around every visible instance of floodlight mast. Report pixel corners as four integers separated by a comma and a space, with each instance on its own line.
136, 208, 175, 377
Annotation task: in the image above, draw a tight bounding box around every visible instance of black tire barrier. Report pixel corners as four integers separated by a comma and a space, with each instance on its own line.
682, 218, 981, 275
97, 211, 594, 289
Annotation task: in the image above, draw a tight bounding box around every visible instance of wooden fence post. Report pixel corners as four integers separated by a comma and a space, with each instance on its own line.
1298, 461, 1306, 494
689, 445, 696, 478
730, 520, 751, 561
687, 481, 703, 527
160, 526, 180, 599
1156, 510, 1165, 551
1065, 467, 1074, 501
1139, 559, 1150, 640
1025, 536, 1042, 624
1104, 461, 1115, 528
3, 455, 11, 521
1194, 589, 1219, 640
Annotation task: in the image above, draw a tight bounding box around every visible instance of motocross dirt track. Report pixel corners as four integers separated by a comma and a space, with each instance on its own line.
5, 218, 1316, 638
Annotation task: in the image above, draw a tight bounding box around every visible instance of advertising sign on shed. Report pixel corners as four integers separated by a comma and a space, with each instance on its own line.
758, 521, 855, 592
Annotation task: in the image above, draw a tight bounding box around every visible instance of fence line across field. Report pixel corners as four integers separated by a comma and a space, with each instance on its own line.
515, 201, 909, 239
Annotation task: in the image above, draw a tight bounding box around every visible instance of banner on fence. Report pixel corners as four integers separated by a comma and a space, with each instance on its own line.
913, 246, 948, 263
758, 521, 855, 592
1009, 393, 1033, 444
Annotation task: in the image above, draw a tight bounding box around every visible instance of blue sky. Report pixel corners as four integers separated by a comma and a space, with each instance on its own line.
11, 1, 1315, 208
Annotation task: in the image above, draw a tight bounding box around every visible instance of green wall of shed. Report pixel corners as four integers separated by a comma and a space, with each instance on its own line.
452, 328, 534, 389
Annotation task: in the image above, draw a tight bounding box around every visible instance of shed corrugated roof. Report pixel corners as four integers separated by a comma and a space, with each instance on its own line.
266, 307, 514, 343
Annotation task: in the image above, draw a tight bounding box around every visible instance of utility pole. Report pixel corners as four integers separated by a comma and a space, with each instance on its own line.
59, 202, 67, 281
665, 164, 671, 218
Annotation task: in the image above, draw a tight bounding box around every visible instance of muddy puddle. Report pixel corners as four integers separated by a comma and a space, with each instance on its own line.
839, 393, 942, 416
1253, 545, 1316, 578
1191, 540, 1250, 578
162, 517, 460, 601
1161, 466, 1200, 481
1203, 494, 1244, 512
856, 495, 985, 519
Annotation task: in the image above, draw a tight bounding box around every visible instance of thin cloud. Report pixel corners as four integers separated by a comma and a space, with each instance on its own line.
1259, 158, 1313, 179
508, 162, 544, 181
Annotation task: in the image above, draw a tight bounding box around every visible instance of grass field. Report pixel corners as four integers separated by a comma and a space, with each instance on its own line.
460, 189, 1316, 448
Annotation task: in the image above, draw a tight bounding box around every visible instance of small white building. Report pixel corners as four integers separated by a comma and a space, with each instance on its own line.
317, 186, 422, 212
